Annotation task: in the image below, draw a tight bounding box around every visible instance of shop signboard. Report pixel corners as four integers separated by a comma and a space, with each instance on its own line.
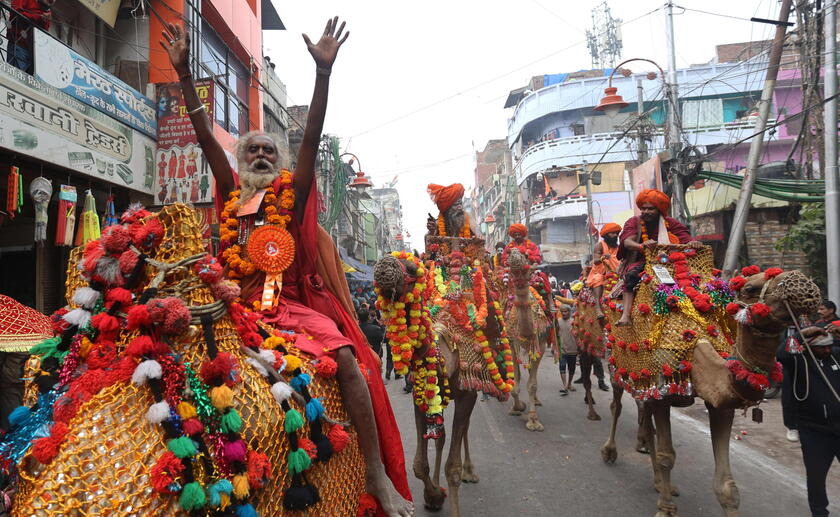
630, 155, 663, 215
154, 80, 215, 205
0, 60, 155, 193
33, 31, 157, 138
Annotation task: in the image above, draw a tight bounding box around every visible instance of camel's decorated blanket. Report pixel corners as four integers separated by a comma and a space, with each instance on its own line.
571, 272, 618, 358
605, 245, 737, 400
0, 204, 370, 516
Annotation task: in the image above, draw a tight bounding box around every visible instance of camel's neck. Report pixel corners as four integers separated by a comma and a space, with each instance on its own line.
512, 278, 535, 337
735, 324, 782, 373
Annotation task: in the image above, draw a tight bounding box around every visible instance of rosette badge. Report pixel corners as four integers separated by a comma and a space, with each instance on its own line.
247, 225, 296, 310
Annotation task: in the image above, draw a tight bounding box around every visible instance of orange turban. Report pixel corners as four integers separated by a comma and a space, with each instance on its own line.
427, 183, 465, 212
599, 222, 622, 237
508, 223, 528, 237
635, 189, 671, 215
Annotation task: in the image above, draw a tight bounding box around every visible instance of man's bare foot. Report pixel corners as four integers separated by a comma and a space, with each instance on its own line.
367, 471, 414, 516
615, 315, 632, 326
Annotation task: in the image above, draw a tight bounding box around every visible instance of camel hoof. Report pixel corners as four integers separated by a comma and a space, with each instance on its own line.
636, 445, 650, 454
587, 411, 601, 421
526, 420, 545, 432
655, 483, 680, 497
535, 398, 543, 407
509, 409, 522, 416
601, 444, 617, 464
461, 470, 479, 483
423, 486, 446, 511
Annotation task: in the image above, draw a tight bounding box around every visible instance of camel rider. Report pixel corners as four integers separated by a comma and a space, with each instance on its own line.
427, 183, 475, 239
502, 223, 542, 266
615, 189, 702, 327
586, 222, 621, 319
162, 18, 412, 515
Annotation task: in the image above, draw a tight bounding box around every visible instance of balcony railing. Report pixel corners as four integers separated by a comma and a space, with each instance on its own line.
513, 119, 778, 185
525, 195, 588, 223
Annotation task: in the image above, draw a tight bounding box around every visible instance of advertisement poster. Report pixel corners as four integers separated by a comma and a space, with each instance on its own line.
0, 61, 155, 193
155, 80, 214, 205
34, 31, 157, 138
77, 0, 121, 27
630, 155, 663, 215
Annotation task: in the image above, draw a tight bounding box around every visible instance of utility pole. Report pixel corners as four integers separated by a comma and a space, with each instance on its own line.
664, 2, 687, 223
824, 0, 839, 301
722, 0, 793, 277
636, 78, 649, 163
583, 160, 596, 260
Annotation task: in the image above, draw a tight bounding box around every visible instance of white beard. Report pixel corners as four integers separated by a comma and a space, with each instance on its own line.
238, 159, 279, 205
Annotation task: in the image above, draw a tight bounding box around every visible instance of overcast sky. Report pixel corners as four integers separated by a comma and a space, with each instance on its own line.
263, 0, 782, 250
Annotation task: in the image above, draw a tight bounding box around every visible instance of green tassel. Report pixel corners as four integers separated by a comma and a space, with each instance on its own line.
284, 409, 304, 433
220, 409, 243, 434
287, 447, 311, 475
179, 481, 206, 510
30, 337, 60, 357
167, 436, 198, 458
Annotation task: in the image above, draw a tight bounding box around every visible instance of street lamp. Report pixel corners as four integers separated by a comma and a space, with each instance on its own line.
341, 152, 372, 195
594, 58, 667, 120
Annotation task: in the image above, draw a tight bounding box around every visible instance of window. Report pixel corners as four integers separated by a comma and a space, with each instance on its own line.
681, 98, 723, 128
198, 20, 250, 137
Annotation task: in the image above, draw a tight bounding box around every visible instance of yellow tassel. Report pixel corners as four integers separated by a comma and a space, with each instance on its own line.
232, 473, 250, 499
263, 336, 285, 350
209, 385, 234, 412
284, 354, 302, 371
177, 401, 197, 420
79, 337, 92, 359
219, 493, 230, 510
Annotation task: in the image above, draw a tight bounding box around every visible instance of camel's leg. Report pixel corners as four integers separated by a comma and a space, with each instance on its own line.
413, 404, 446, 510
580, 352, 601, 421
461, 417, 479, 483
636, 399, 651, 453
509, 344, 526, 415
707, 402, 740, 517
525, 346, 545, 431
445, 389, 477, 517
600, 381, 623, 463
651, 401, 678, 517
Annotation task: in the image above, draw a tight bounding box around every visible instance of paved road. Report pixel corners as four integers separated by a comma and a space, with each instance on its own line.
383, 361, 840, 517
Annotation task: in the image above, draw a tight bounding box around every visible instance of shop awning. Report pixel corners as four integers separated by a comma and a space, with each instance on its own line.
339, 248, 373, 282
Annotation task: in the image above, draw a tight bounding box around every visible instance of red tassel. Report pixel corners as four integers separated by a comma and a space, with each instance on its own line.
315, 356, 338, 378
299, 437, 318, 460
328, 424, 350, 453
357, 493, 378, 517
126, 305, 151, 330
182, 418, 204, 436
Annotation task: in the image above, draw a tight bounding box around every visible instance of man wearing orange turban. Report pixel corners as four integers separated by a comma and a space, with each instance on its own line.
427, 183, 472, 238
615, 189, 700, 326
585, 222, 622, 319
502, 223, 542, 265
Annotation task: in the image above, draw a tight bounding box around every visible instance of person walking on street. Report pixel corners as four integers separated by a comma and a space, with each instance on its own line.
358, 308, 384, 360
555, 305, 578, 395
778, 324, 840, 517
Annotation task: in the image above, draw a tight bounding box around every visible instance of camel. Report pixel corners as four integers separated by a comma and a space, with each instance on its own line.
374, 247, 512, 517
4, 205, 373, 516
502, 248, 552, 432
599, 244, 820, 517
571, 286, 606, 422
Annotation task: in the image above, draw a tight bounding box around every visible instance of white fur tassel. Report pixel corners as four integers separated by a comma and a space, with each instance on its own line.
735, 308, 752, 325
72, 287, 100, 309
63, 308, 91, 328
131, 359, 163, 385
246, 357, 268, 377
146, 401, 170, 424
271, 381, 293, 404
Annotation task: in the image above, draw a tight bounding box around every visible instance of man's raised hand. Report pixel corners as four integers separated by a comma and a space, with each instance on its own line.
160, 22, 190, 74
303, 16, 349, 71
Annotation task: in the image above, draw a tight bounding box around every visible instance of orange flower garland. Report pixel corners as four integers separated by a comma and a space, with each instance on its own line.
639, 216, 678, 244
219, 170, 295, 282
436, 213, 473, 238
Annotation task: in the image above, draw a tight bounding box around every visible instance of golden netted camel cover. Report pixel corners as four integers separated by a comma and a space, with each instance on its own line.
605, 244, 736, 400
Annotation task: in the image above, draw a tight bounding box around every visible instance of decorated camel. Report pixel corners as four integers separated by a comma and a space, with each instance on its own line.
599, 243, 820, 517
0, 205, 392, 516
501, 248, 552, 431
570, 281, 613, 422
371, 183, 516, 517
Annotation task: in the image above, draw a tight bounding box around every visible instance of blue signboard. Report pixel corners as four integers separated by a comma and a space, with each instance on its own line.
33, 30, 157, 138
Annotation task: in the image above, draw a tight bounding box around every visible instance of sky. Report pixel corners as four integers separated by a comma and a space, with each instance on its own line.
263, 0, 783, 250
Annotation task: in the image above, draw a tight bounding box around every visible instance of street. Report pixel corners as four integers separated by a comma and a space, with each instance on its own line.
384, 361, 840, 517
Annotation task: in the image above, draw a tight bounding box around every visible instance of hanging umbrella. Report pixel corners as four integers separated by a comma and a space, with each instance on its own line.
0, 295, 52, 353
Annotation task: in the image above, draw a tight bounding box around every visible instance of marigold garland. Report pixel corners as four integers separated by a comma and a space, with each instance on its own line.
436, 213, 473, 237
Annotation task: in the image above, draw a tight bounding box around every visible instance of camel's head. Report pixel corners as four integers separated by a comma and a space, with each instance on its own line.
373, 254, 418, 302
506, 248, 531, 288
734, 268, 820, 331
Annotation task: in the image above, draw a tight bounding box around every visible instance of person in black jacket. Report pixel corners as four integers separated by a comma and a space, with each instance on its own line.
778, 324, 840, 517
358, 308, 384, 360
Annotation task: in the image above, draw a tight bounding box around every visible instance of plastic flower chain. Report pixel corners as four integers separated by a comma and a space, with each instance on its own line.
726, 357, 783, 392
